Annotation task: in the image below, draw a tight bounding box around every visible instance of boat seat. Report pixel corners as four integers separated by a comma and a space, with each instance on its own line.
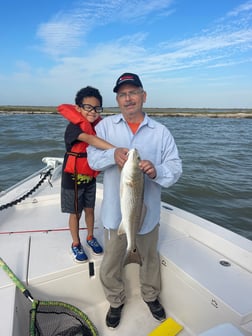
198, 323, 244, 335
158, 224, 252, 333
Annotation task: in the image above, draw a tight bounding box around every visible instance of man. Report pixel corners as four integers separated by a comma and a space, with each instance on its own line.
87, 73, 182, 329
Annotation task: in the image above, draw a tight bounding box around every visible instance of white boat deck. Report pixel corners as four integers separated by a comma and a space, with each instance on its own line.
0, 228, 176, 336
1, 159, 252, 336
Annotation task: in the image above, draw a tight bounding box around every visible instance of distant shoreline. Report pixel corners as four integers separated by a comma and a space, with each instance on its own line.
0, 106, 252, 118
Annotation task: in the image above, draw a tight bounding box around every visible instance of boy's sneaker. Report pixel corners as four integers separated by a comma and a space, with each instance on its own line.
87, 237, 103, 255
71, 244, 88, 263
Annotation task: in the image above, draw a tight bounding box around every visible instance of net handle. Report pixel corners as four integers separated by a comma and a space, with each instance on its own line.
0, 257, 33, 301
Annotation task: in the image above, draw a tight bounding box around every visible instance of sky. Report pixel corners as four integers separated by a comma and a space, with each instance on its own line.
0, 0, 252, 108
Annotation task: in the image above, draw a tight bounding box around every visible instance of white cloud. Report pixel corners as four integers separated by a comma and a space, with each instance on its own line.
118, 0, 174, 20
36, 0, 252, 73
227, 0, 252, 16
2, 0, 252, 107
36, 0, 175, 57
36, 13, 89, 56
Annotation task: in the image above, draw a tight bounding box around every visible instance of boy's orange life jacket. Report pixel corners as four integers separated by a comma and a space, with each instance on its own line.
58, 104, 101, 177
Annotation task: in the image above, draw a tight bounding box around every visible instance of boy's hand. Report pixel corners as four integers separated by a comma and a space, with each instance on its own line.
114, 148, 129, 168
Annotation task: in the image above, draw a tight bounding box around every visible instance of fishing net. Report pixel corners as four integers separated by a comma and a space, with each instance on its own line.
0, 258, 99, 336
30, 300, 98, 336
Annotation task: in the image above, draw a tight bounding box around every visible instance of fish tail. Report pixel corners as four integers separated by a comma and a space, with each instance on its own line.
123, 247, 142, 267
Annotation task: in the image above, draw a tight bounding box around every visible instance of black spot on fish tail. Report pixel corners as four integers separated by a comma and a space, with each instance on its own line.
123, 247, 142, 267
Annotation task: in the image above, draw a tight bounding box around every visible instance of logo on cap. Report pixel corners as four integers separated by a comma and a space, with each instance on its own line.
119, 75, 134, 83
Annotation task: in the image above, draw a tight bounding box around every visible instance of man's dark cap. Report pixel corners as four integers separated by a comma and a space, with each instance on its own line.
113, 73, 143, 92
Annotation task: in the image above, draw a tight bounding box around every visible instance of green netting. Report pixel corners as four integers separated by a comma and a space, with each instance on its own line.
30, 300, 98, 336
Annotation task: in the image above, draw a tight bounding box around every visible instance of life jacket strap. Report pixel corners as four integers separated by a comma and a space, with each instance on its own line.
66, 151, 87, 158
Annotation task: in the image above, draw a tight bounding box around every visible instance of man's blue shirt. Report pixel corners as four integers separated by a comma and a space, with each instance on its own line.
87, 113, 182, 234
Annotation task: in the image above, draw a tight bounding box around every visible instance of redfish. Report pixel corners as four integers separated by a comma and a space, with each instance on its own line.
118, 148, 146, 266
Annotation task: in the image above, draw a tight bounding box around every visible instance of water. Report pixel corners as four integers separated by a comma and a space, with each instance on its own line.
0, 113, 251, 240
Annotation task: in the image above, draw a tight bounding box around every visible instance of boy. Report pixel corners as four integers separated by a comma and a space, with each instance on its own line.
58, 86, 114, 263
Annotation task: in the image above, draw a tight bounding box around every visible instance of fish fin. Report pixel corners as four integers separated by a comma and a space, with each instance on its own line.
123, 247, 142, 267
118, 221, 126, 235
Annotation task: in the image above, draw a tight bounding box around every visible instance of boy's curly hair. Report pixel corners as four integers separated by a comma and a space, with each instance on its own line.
75, 86, 103, 107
